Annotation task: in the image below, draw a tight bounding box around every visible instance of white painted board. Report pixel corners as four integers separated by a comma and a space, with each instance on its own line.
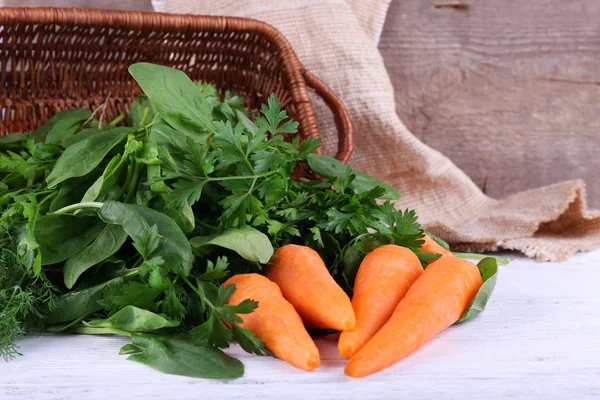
2, 250, 600, 400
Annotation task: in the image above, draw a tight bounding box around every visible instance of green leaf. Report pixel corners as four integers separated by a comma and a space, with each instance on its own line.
320, 209, 365, 236
139, 257, 170, 290
34, 214, 105, 265
129, 95, 156, 127
414, 250, 442, 267
63, 224, 128, 289
108, 282, 162, 310
372, 202, 424, 249
162, 203, 195, 234
26, 138, 62, 160
13, 197, 43, 275
44, 277, 125, 324
218, 300, 258, 320
190, 312, 233, 348
425, 230, 450, 251
189, 225, 273, 263
250, 150, 285, 174
298, 138, 322, 158
45, 108, 92, 146
122, 333, 244, 379
81, 154, 125, 203
149, 120, 189, 157
85, 306, 179, 331
161, 286, 186, 319
232, 324, 267, 356
0, 151, 41, 180
131, 224, 160, 260
167, 179, 208, 209
454, 252, 511, 265
196, 257, 230, 281
307, 154, 400, 200
72, 257, 127, 290
61, 127, 105, 148
129, 63, 214, 139
49, 173, 101, 212
340, 237, 383, 289
258, 94, 299, 135
33, 108, 89, 143
457, 257, 498, 323
45, 317, 85, 332
46, 127, 130, 188
309, 226, 324, 248
0, 133, 29, 151
181, 136, 215, 176
332, 166, 355, 193
218, 191, 266, 228
99, 201, 193, 276
212, 121, 247, 170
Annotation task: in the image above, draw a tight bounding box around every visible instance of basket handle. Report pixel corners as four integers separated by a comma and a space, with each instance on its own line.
302, 70, 354, 163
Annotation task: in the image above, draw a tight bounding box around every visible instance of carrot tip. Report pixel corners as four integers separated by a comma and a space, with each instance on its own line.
343, 316, 356, 331
338, 343, 355, 359
344, 361, 364, 378
338, 331, 357, 359
306, 354, 320, 370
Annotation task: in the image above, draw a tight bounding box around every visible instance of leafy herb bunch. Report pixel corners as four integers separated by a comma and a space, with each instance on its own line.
0, 63, 428, 378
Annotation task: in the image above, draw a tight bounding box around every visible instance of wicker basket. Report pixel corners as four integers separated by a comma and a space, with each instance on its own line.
0, 7, 353, 162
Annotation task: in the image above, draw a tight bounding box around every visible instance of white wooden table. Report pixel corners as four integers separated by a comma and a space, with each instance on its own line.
2, 250, 600, 400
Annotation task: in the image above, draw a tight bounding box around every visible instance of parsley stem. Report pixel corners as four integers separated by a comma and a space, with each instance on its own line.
123, 268, 140, 279
50, 202, 104, 215
244, 158, 256, 175
120, 163, 135, 199
208, 170, 278, 182
124, 162, 142, 203
248, 176, 257, 194
195, 218, 220, 232
109, 114, 125, 126
182, 276, 216, 310
37, 192, 58, 213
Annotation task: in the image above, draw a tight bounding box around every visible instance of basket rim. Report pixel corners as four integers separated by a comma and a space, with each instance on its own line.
0, 7, 310, 86
0, 7, 317, 131
0, 7, 294, 41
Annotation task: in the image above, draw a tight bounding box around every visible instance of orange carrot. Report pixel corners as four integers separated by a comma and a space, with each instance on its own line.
345, 255, 483, 378
420, 233, 453, 260
225, 273, 320, 371
264, 244, 355, 331
338, 245, 422, 359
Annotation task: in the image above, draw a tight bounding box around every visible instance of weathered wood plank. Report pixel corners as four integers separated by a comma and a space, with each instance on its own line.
379, 0, 600, 207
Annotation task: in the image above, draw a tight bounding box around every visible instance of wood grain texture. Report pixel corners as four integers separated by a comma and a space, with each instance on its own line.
2, 250, 600, 399
379, 0, 600, 207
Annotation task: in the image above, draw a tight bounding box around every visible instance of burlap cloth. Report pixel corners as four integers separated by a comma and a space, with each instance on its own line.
152, 0, 600, 261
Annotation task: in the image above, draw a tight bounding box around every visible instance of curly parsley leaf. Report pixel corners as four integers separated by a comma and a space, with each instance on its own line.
257, 94, 299, 136
189, 280, 265, 354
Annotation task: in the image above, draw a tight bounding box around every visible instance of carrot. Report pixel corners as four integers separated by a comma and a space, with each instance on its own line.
264, 244, 355, 331
345, 255, 483, 378
338, 245, 422, 359
225, 273, 320, 371
420, 233, 453, 260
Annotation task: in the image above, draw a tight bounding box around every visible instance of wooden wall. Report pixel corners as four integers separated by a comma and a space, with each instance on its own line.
379, 0, 600, 206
